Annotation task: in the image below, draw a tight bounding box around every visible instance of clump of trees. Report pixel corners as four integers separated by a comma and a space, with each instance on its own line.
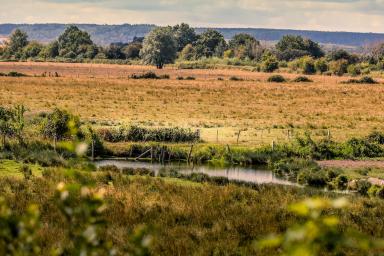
2, 24, 384, 74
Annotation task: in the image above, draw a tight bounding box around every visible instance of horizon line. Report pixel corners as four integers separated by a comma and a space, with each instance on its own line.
0, 22, 382, 35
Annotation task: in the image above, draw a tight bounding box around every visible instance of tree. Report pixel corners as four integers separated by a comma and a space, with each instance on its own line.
22, 41, 43, 58
276, 35, 324, 61
39, 41, 59, 59
122, 42, 142, 59
5, 29, 29, 58
140, 27, 177, 69
229, 34, 262, 60
40, 108, 81, 148
229, 33, 258, 49
172, 23, 197, 51
105, 43, 125, 59
180, 44, 196, 60
327, 49, 359, 64
194, 29, 227, 58
57, 25, 97, 58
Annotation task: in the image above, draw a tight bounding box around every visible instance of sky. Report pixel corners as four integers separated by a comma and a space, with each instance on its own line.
0, 0, 384, 33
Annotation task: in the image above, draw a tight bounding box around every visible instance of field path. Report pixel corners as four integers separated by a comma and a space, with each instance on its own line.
318, 160, 384, 169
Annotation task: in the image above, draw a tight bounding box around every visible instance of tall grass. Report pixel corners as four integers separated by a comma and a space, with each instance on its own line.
1, 168, 384, 255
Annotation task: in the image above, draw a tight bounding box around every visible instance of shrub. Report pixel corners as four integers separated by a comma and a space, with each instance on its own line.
97, 125, 200, 143
122, 167, 155, 177
301, 56, 316, 75
177, 76, 195, 80
329, 59, 349, 76
334, 175, 348, 190
267, 75, 286, 83
20, 164, 33, 180
342, 76, 378, 84
261, 54, 279, 73
347, 64, 361, 76
377, 187, 384, 199
356, 179, 372, 196
314, 58, 328, 73
131, 72, 170, 79
343, 137, 383, 158
229, 76, 244, 81
1, 71, 28, 77
367, 131, 384, 144
40, 108, 81, 140
292, 76, 313, 83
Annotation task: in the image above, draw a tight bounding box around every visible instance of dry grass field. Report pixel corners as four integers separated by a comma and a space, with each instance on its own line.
1, 62, 384, 145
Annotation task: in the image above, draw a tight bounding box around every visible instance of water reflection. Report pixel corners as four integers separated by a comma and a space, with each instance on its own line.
95, 160, 293, 185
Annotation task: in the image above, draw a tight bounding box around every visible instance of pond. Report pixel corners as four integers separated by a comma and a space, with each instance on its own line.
94, 160, 293, 185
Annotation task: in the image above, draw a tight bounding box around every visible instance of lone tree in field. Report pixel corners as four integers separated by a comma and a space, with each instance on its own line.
57, 25, 97, 58
140, 27, 177, 69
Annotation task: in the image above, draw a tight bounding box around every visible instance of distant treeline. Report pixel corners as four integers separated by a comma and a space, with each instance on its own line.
1, 23, 384, 47
2, 23, 384, 75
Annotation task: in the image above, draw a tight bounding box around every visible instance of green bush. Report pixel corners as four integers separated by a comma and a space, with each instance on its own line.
229, 76, 244, 81
261, 55, 279, 73
97, 125, 200, 143
356, 180, 372, 196
314, 58, 328, 73
267, 75, 287, 83
329, 59, 349, 76
131, 72, 169, 79
301, 57, 316, 74
334, 175, 348, 190
0, 71, 28, 77
347, 64, 361, 76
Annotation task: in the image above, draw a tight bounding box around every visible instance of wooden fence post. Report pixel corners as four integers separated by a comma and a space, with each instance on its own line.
91, 139, 95, 161
187, 144, 194, 164
237, 130, 241, 145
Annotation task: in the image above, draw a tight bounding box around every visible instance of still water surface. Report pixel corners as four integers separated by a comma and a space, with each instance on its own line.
95, 160, 293, 185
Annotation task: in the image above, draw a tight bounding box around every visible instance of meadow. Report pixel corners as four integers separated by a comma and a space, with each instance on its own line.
1, 62, 384, 145
2, 62, 384, 255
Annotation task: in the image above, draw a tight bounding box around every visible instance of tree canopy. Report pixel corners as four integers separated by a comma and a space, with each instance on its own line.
172, 23, 197, 52
276, 35, 324, 61
140, 26, 177, 69
5, 29, 29, 58
194, 29, 227, 58
57, 25, 97, 58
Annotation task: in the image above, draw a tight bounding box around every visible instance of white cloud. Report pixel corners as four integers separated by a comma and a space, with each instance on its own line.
0, 0, 383, 32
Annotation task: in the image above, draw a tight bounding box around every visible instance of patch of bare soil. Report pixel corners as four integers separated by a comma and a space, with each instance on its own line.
318, 160, 384, 169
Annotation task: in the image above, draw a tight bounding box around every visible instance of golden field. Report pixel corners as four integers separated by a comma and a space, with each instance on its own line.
1, 62, 384, 145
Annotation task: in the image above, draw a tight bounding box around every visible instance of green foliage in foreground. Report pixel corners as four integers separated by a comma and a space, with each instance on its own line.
1, 167, 384, 255
258, 198, 384, 256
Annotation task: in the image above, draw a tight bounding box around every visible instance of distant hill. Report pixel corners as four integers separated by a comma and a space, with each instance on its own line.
1, 23, 384, 47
